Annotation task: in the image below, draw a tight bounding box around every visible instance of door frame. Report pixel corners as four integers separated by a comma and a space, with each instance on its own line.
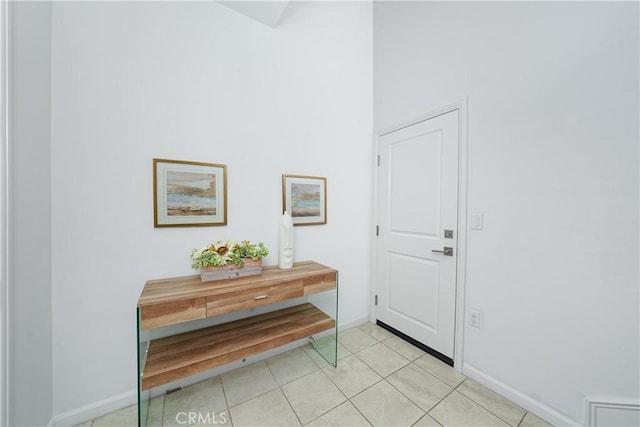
1, 0, 10, 424
370, 98, 469, 371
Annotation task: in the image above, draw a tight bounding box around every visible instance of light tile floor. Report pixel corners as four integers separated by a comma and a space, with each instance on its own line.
80, 323, 555, 427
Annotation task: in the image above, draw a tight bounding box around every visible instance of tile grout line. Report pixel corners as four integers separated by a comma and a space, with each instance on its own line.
224, 348, 516, 427
380, 338, 425, 362
411, 413, 444, 427
282, 363, 346, 426
311, 352, 376, 426
347, 398, 375, 427
359, 325, 462, 388
221, 363, 283, 418
379, 333, 475, 410
421, 369, 472, 421
345, 394, 375, 427
278, 384, 304, 426
516, 411, 528, 427
98, 324, 536, 427
342, 376, 387, 427
347, 327, 458, 424
351, 344, 411, 381
356, 324, 394, 342
381, 366, 445, 421
411, 357, 465, 389
159, 394, 166, 427
425, 382, 460, 422
358, 323, 532, 427
317, 364, 351, 411
294, 352, 382, 426
455, 379, 525, 426
439, 387, 512, 426
347, 374, 426, 426
264, 355, 305, 426
218, 371, 234, 427
302, 343, 331, 370
337, 329, 380, 355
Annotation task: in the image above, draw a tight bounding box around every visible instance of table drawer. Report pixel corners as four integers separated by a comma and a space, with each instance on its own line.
303, 272, 337, 295
206, 281, 303, 317
140, 297, 206, 330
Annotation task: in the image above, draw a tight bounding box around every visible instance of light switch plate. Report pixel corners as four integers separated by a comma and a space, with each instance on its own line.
468, 308, 480, 328
471, 213, 483, 230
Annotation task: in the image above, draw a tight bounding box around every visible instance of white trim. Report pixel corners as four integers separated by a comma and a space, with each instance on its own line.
0, 1, 10, 425
452, 98, 469, 370
368, 131, 379, 324
585, 397, 640, 427
464, 363, 578, 427
376, 100, 466, 137
50, 389, 137, 427
371, 99, 469, 372
340, 315, 369, 331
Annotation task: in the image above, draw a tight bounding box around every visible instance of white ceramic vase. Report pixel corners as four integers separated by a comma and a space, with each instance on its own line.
278, 211, 294, 269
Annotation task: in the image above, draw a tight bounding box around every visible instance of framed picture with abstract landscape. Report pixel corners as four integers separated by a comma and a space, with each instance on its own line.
282, 174, 327, 226
153, 158, 227, 227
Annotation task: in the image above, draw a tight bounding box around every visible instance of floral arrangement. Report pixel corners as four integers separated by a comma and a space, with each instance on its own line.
190, 240, 269, 269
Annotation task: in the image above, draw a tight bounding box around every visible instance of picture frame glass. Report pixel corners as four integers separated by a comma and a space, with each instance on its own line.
283, 175, 327, 226
154, 159, 227, 227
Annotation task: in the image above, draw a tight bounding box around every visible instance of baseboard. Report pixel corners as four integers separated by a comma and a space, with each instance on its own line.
586, 397, 640, 427
339, 315, 369, 331
463, 363, 578, 427
50, 389, 137, 427
51, 318, 365, 426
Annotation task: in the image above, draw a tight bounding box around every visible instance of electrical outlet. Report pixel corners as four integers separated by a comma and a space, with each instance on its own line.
468, 308, 480, 328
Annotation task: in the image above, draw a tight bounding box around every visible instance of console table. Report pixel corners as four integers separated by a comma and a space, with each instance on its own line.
136, 261, 338, 427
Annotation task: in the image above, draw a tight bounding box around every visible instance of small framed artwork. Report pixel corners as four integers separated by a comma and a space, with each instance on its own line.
282, 174, 327, 226
153, 158, 227, 227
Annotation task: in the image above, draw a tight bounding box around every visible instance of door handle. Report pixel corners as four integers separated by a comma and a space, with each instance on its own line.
432, 247, 454, 256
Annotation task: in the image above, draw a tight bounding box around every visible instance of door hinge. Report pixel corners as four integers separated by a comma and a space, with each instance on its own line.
377, 155, 380, 166
376, 225, 379, 236
375, 295, 378, 306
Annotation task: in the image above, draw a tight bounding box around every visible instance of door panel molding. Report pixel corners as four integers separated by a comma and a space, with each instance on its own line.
371, 98, 469, 371
386, 251, 440, 331
388, 128, 442, 236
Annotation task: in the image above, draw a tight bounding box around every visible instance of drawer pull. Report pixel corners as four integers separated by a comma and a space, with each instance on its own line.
254, 295, 268, 300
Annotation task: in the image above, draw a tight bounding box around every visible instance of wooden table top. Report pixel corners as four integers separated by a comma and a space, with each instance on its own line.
138, 260, 337, 307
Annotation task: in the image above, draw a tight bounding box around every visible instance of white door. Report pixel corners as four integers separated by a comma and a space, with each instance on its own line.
376, 110, 459, 361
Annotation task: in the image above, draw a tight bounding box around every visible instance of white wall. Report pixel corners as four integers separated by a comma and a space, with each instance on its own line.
0, 3, 8, 425
50, 0, 372, 417
10, 1, 53, 425
374, 1, 638, 425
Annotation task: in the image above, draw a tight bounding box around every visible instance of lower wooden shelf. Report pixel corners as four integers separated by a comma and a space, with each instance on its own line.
141, 303, 335, 390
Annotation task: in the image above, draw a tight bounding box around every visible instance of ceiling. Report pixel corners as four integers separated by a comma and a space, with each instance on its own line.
218, 1, 290, 28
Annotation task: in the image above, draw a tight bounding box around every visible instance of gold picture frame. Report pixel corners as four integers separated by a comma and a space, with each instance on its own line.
282, 174, 327, 226
153, 158, 227, 227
